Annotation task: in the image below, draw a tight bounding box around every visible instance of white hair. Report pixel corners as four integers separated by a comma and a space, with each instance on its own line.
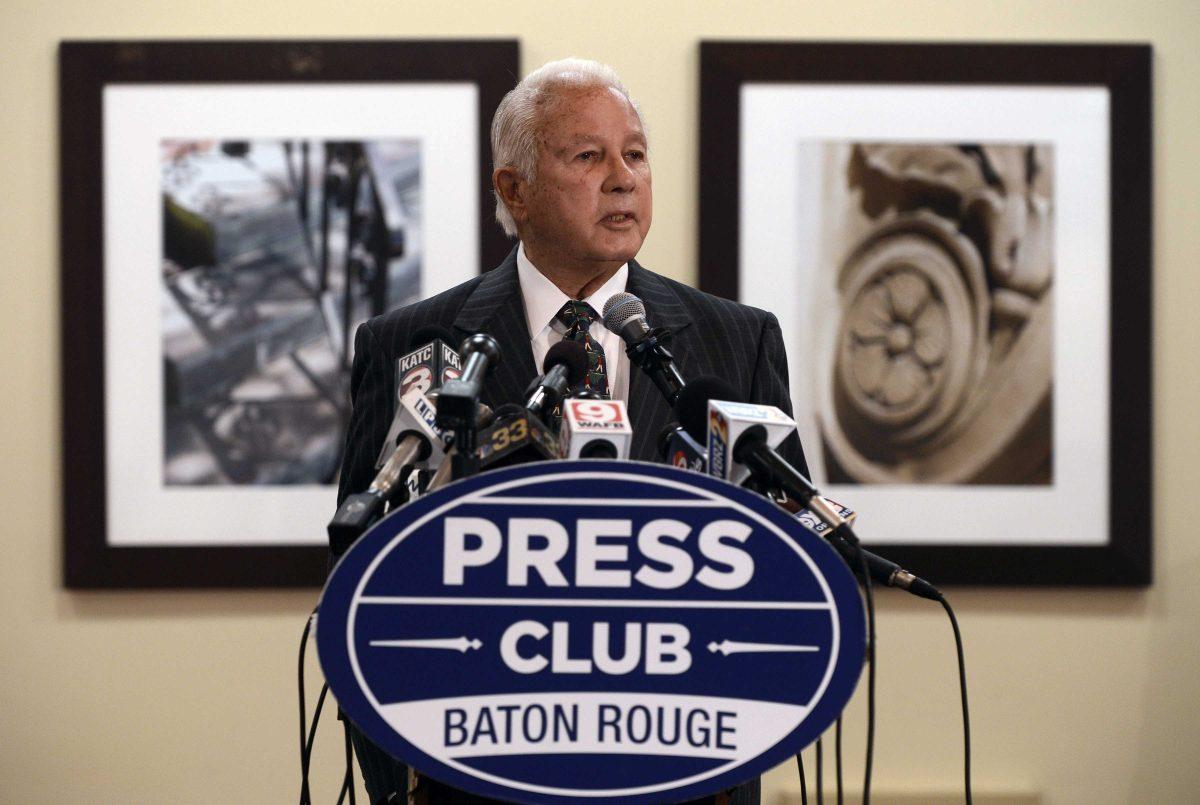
490, 58, 644, 238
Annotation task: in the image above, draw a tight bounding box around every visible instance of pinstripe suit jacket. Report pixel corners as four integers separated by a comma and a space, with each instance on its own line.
336, 247, 809, 508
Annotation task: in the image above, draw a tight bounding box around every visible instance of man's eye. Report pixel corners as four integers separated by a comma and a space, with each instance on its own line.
626, 150, 646, 161
576, 151, 597, 161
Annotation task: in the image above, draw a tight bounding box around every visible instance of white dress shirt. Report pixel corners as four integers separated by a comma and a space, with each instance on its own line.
516, 242, 631, 403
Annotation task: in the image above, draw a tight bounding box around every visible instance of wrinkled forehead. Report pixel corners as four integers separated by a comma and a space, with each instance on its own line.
535, 84, 647, 146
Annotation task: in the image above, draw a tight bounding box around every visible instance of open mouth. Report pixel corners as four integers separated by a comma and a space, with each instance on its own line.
602, 212, 636, 224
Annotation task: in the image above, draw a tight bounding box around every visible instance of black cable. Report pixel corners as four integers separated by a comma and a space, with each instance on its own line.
306, 684, 330, 761
298, 611, 315, 805
835, 716, 844, 805
299, 680, 331, 805
337, 720, 356, 805
795, 751, 807, 805
844, 526, 876, 805
938, 593, 973, 805
347, 723, 357, 805
815, 737, 824, 804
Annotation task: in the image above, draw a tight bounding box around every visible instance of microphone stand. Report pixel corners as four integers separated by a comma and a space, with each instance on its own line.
623, 327, 686, 406
451, 424, 479, 480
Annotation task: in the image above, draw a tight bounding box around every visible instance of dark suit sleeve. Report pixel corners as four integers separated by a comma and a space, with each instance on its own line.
335, 321, 395, 510
749, 312, 811, 478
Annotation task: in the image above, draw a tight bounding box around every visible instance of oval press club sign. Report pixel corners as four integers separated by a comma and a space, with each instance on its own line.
318, 460, 865, 804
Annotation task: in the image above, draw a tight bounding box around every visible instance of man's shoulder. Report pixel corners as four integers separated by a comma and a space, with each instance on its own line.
632, 262, 776, 329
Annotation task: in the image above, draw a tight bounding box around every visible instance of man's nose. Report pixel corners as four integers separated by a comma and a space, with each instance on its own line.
601, 153, 637, 193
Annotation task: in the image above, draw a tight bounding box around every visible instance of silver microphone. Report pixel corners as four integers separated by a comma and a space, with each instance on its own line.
602, 292, 687, 406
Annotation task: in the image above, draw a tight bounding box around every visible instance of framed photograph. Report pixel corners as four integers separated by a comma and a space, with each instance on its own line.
699, 42, 1151, 586
61, 40, 519, 587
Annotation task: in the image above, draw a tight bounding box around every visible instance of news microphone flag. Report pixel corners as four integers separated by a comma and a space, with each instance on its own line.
381, 387, 453, 472
378, 333, 461, 467
396, 330, 462, 399
559, 398, 633, 460
706, 400, 795, 486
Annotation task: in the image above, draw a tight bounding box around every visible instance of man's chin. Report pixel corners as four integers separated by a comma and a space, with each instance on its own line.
587, 233, 645, 265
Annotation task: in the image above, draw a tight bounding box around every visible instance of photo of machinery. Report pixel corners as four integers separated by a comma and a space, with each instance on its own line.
160, 138, 422, 485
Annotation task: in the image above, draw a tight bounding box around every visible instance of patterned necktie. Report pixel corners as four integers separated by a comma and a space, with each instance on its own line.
555, 300, 609, 398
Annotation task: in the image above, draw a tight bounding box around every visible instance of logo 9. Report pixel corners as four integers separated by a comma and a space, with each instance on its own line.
571, 400, 622, 423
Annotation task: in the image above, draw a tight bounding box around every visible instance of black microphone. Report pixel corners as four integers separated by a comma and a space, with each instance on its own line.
739, 423, 940, 600
436, 333, 500, 428
675, 378, 941, 600
425, 401, 496, 493
676, 377, 817, 499
822, 530, 940, 601
475, 403, 560, 469
602, 292, 687, 406
657, 421, 707, 472
523, 340, 588, 418
676, 376, 736, 442
436, 333, 500, 479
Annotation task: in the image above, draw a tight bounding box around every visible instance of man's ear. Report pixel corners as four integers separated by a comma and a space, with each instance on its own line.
493, 167, 528, 225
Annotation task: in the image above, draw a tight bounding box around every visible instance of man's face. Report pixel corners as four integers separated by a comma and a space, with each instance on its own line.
520, 86, 652, 268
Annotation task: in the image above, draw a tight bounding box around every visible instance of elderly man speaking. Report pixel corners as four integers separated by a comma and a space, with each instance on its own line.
335, 58, 809, 805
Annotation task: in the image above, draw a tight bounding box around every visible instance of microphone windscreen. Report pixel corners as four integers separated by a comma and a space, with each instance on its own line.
544, 339, 589, 386
409, 325, 457, 350
460, 332, 501, 365
602, 291, 646, 334
675, 376, 741, 443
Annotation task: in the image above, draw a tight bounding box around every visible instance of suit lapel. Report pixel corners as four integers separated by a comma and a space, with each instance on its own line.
453, 249, 537, 411
625, 261, 696, 460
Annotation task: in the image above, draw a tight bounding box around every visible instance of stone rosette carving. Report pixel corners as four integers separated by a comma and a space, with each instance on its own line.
818, 143, 1054, 485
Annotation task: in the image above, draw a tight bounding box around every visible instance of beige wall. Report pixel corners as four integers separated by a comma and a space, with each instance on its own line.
3, 1, 1198, 803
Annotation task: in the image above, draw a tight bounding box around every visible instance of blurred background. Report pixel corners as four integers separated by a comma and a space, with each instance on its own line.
2, 1, 1198, 803
160, 138, 421, 485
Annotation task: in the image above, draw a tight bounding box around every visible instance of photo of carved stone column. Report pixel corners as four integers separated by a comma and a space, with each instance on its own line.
815, 142, 1054, 485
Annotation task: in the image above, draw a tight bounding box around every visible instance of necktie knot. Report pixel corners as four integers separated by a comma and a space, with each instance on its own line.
556, 300, 598, 332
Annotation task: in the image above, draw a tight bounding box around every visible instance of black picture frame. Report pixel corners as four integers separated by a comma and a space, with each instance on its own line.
61, 39, 519, 588
699, 41, 1152, 587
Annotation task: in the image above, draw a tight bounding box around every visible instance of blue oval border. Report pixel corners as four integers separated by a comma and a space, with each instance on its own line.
318, 459, 865, 803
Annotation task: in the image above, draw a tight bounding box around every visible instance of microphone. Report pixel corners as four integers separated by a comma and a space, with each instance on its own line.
523, 340, 589, 418
825, 528, 940, 601
435, 333, 500, 428
436, 333, 500, 479
676, 376, 738, 447
676, 378, 794, 488
602, 292, 687, 406
559, 398, 633, 459
676, 379, 941, 600
475, 403, 560, 469
657, 422, 706, 472
328, 387, 449, 556
471, 339, 585, 470
400, 325, 463, 394
424, 401, 496, 492
376, 326, 461, 468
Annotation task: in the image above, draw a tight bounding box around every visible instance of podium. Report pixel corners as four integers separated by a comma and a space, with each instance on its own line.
318, 460, 865, 804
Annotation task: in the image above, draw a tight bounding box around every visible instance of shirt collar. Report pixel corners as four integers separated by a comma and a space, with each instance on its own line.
516, 241, 629, 337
